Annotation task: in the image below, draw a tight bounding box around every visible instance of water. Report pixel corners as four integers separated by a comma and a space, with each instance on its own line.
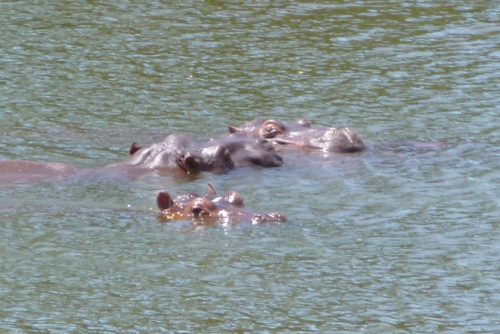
1, 1, 499, 332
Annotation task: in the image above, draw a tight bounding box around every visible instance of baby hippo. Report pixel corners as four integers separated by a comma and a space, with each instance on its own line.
228, 118, 366, 153
156, 184, 286, 225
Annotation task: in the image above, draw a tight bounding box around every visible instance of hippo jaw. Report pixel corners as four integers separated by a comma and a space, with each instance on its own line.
273, 128, 366, 153
223, 137, 284, 168
235, 145, 284, 168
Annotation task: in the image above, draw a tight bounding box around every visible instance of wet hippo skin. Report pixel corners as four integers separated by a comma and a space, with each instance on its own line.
0, 134, 284, 184
157, 184, 286, 225
127, 134, 283, 171
228, 118, 366, 153
106, 134, 234, 175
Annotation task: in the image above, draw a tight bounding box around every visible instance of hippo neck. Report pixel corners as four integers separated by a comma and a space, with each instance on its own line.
113, 142, 183, 170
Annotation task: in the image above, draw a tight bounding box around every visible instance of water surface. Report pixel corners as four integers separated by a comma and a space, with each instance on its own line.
1, 1, 499, 332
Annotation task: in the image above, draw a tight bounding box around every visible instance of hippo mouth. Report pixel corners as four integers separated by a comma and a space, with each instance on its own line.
272, 138, 321, 150
271, 128, 366, 153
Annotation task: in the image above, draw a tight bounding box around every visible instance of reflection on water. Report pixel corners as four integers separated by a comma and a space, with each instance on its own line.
1, 1, 499, 332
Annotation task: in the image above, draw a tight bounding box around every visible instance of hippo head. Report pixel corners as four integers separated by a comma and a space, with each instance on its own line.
125, 135, 235, 175
128, 134, 281, 174
228, 118, 366, 153
156, 184, 286, 225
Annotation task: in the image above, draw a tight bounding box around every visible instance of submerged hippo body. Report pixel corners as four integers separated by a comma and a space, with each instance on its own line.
0, 160, 81, 184
157, 184, 286, 226
228, 118, 366, 153
0, 135, 207, 184
0, 134, 284, 184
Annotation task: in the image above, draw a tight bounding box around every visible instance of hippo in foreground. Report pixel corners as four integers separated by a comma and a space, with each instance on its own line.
157, 184, 286, 226
228, 118, 366, 153
0, 134, 283, 184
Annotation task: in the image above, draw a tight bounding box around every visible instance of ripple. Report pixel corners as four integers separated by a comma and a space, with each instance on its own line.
1, 0, 499, 332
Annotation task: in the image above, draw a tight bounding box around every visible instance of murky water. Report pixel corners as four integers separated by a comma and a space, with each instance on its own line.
1, 1, 499, 332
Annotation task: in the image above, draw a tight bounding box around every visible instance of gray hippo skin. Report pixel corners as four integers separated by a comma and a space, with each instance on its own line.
157, 184, 286, 225
106, 134, 234, 175
0, 134, 283, 184
228, 118, 366, 153
0, 134, 212, 184
126, 134, 283, 171
208, 134, 283, 168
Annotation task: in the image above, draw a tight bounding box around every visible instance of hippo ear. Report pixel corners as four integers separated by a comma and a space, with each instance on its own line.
224, 190, 245, 208
207, 183, 216, 195
157, 191, 174, 211
228, 125, 241, 134
177, 154, 200, 174
129, 142, 142, 155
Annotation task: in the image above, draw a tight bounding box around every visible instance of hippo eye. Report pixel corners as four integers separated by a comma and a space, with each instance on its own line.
188, 198, 216, 218
260, 120, 285, 138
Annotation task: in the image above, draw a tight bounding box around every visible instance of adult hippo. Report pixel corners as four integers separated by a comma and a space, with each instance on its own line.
0, 134, 283, 184
126, 133, 283, 171
157, 184, 286, 225
106, 134, 233, 176
0, 134, 218, 184
228, 118, 366, 153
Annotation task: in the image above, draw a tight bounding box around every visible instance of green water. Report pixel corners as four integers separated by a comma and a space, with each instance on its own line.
1, 1, 499, 332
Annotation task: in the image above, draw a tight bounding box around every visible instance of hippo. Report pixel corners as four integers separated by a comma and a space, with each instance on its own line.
0, 160, 81, 184
125, 133, 283, 172
0, 135, 212, 184
157, 184, 286, 225
228, 118, 366, 153
0, 134, 283, 184
105, 134, 234, 176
